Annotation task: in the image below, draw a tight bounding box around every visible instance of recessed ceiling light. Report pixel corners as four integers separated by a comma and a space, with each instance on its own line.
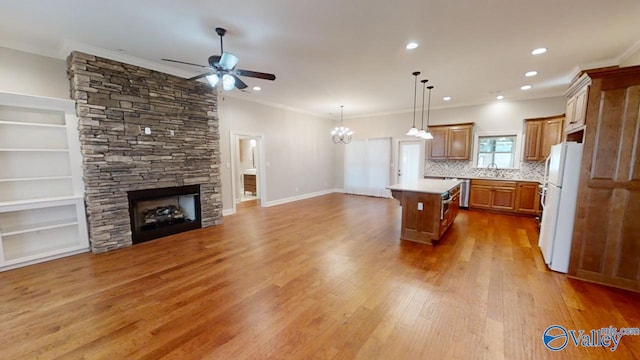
253, 86, 261, 91
525, 71, 538, 77
531, 47, 547, 55
406, 42, 419, 50
496, 95, 504, 100
443, 96, 452, 101
521, 85, 532, 90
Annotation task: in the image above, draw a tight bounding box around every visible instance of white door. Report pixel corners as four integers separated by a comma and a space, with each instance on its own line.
398, 141, 421, 184
539, 183, 561, 264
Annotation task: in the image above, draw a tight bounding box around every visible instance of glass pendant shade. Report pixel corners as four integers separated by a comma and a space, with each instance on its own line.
222, 74, 235, 91
406, 127, 419, 136
206, 73, 220, 87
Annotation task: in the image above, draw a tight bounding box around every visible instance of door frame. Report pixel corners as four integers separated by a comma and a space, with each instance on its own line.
230, 130, 267, 213
395, 138, 425, 184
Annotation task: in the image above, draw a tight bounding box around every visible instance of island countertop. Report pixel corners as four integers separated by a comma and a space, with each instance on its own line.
387, 179, 461, 195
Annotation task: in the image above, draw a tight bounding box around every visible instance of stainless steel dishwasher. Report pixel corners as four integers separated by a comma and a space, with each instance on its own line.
444, 178, 470, 208
459, 179, 470, 208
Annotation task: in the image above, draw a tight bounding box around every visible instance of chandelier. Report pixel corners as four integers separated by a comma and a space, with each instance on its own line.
331, 105, 353, 144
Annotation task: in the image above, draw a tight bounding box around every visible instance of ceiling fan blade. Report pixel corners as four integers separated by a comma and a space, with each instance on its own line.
233, 75, 248, 89
208, 55, 221, 67
219, 52, 239, 70
188, 72, 214, 81
236, 69, 276, 81
161, 59, 209, 69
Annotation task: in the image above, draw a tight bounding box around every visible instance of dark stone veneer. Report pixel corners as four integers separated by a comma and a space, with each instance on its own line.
67, 51, 223, 253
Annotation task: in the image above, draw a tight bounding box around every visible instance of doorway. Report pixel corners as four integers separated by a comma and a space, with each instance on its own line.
397, 139, 424, 184
230, 131, 266, 213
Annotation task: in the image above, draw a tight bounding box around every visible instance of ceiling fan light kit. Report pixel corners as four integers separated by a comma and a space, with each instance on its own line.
162, 27, 276, 91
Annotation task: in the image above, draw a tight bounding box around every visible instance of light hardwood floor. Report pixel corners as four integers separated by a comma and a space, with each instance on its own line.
0, 193, 639, 359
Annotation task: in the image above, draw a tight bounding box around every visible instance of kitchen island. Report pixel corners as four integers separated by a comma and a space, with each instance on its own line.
387, 179, 461, 245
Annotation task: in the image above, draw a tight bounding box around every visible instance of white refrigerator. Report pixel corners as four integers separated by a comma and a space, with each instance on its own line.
538, 142, 583, 273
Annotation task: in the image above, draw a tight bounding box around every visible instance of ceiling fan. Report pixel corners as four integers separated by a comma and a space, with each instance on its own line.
162, 27, 276, 91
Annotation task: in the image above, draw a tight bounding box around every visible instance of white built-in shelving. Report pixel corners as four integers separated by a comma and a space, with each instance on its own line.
0, 92, 88, 271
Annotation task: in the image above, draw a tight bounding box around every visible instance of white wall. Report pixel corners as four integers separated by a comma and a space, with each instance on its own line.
218, 96, 336, 213
0, 47, 69, 99
340, 96, 567, 183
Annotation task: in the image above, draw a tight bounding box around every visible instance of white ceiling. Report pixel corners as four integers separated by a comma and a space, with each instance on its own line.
1, 0, 639, 118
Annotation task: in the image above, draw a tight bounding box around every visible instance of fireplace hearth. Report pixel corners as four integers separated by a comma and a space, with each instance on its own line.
128, 185, 202, 244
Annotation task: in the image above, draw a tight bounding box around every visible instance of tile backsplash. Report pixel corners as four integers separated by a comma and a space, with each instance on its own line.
424, 160, 545, 182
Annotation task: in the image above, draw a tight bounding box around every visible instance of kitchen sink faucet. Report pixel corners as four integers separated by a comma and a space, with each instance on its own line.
487, 162, 501, 177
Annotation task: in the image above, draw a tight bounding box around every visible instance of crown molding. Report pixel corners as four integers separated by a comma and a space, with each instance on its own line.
617, 40, 640, 64
57, 40, 196, 79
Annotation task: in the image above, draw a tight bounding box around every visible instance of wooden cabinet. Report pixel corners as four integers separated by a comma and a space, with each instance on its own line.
391, 184, 460, 245
469, 180, 516, 212
428, 123, 473, 160
568, 66, 640, 292
523, 115, 564, 161
243, 174, 256, 194
0, 92, 89, 271
515, 182, 540, 215
565, 77, 590, 134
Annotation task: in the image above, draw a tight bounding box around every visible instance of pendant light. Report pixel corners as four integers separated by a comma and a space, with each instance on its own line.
417, 79, 431, 139
331, 105, 353, 144
406, 71, 421, 136
424, 85, 434, 139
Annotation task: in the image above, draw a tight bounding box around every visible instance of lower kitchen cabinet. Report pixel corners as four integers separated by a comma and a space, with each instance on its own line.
470, 179, 539, 216
515, 182, 540, 215
469, 180, 516, 212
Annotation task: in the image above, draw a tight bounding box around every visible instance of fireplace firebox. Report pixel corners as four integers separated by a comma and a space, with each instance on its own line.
127, 185, 202, 244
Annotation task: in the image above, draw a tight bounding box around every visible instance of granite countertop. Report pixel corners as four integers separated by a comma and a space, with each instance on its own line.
387, 179, 461, 195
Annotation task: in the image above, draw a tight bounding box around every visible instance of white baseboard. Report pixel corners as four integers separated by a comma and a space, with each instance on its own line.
263, 188, 343, 207
222, 208, 236, 216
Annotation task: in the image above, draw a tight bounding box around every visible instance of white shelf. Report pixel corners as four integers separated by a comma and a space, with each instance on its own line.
0, 148, 70, 152
3, 241, 86, 263
0, 176, 72, 183
0, 91, 88, 271
0, 196, 83, 209
1, 219, 78, 236
0, 120, 66, 128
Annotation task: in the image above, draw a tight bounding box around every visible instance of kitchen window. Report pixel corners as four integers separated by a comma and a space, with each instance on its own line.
473, 132, 521, 169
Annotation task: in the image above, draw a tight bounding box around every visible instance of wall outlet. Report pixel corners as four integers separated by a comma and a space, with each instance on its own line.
417, 202, 423, 211
144, 127, 151, 135
169, 130, 175, 136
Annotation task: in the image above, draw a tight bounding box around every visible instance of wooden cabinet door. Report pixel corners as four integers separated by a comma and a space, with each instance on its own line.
492, 187, 516, 211
523, 120, 542, 161
573, 86, 589, 128
540, 117, 564, 159
469, 185, 492, 209
569, 68, 640, 292
428, 127, 448, 160
565, 95, 577, 133
447, 126, 472, 160
515, 182, 540, 215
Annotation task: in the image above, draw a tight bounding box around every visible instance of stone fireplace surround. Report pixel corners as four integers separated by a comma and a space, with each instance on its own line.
67, 51, 223, 253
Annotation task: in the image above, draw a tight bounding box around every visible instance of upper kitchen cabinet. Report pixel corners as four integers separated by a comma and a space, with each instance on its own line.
568, 65, 640, 292
565, 74, 591, 136
428, 123, 474, 160
523, 115, 564, 161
